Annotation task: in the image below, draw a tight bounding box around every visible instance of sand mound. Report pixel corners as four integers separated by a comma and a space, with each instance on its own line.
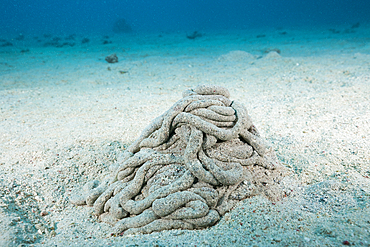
218, 50, 256, 63
263, 51, 281, 59
71, 85, 290, 235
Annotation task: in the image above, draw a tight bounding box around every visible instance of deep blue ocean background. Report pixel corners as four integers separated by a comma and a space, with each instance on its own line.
1, 0, 370, 36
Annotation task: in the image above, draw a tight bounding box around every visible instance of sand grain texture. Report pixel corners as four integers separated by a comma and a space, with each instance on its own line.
0, 28, 369, 246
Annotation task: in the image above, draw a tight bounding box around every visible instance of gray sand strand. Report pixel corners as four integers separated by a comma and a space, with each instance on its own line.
71, 85, 287, 235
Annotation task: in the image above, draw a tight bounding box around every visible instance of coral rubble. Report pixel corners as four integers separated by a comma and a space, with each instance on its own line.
105, 54, 118, 63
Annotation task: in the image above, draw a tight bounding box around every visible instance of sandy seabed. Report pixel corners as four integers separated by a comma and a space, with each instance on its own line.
1, 26, 370, 246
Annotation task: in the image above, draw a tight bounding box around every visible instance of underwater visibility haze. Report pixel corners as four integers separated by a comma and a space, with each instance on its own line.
1, 0, 370, 35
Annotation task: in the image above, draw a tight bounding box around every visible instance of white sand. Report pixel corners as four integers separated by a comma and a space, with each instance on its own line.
1, 26, 370, 246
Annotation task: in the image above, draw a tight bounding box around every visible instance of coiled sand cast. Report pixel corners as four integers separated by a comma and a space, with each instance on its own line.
71, 85, 287, 235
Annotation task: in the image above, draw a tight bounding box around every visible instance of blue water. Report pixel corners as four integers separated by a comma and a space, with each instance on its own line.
1, 0, 370, 36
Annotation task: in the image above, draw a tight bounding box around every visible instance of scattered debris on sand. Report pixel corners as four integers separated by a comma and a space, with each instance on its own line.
105, 54, 118, 63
